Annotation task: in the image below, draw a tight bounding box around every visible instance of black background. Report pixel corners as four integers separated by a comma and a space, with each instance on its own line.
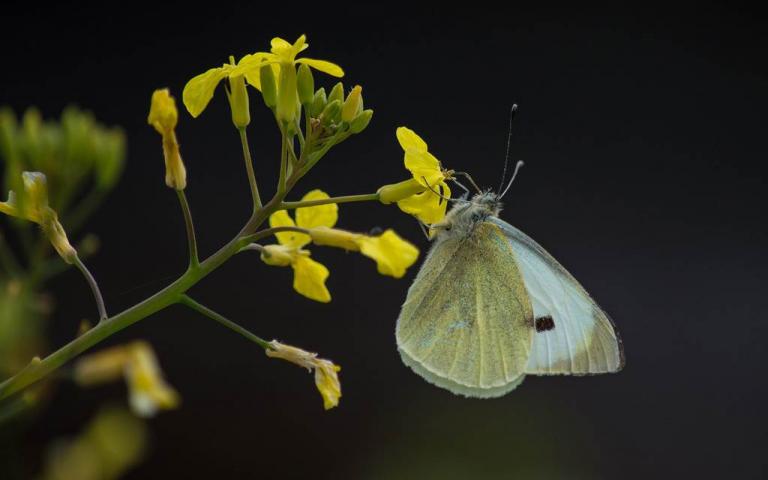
1, 3, 767, 479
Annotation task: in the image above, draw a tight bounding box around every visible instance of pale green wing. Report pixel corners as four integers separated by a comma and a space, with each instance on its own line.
489, 218, 625, 375
396, 222, 534, 398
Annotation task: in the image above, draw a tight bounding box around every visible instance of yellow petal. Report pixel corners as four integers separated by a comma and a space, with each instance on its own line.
309, 227, 362, 251
182, 66, 229, 118
295, 58, 344, 77
147, 89, 178, 134
125, 342, 180, 418
291, 34, 308, 57
396, 126, 428, 152
295, 190, 338, 229
269, 210, 310, 248
314, 359, 341, 410
356, 229, 420, 278
291, 255, 331, 303
270, 37, 293, 56
397, 181, 451, 225
74, 345, 130, 386
232, 53, 276, 89
404, 150, 444, 187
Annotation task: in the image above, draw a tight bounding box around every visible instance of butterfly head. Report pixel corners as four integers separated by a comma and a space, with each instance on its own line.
433, 191, 502, 240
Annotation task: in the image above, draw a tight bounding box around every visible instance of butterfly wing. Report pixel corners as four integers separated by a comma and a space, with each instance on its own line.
396, 222, 534, 398
489, 218, 625, 375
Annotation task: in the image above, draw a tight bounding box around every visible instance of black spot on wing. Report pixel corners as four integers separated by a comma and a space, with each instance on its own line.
535, 316, 555, 332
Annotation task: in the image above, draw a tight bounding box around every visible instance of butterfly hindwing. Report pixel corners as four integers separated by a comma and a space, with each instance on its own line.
396, 222, 534, 397
490, 218, 625, 375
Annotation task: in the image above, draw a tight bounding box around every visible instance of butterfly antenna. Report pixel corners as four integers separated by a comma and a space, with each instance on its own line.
421, 176, 466, 204
453, 172, 482, 194
498, 104, 519, 193
499, 160, 524, 199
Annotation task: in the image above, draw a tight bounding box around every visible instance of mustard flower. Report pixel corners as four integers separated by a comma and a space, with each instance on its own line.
74, 341, 180, 418
261, 190, 338, 303
377, 127, 453, 225
0, 172, 77, 263
148, 89, 187, 190
266, 340, 342, 410
309, 227, 419, 279
239, 35, 344, 123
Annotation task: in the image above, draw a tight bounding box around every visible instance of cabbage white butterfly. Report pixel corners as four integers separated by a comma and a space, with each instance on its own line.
395, 184, 625, 398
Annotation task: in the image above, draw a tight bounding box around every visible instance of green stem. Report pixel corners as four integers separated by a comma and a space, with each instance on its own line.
73, 255, 107, 322
240, 226, 310, 246
0, 189, 290, 402
238, 128, 263, 210
280, 193, 380, 210
176, 190, 199, 269
0, 232, 21, 276
179, 295, 271, 350
278, 131, 287, 195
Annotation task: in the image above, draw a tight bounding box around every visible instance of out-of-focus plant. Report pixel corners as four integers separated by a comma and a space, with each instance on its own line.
0, 34, 457, 417
0, 107, 125, 404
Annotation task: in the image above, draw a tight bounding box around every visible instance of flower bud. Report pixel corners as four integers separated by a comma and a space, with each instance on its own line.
260, 64, 277, 108
328, 82, 344, 105
276, 64, 298, 124
320, 100, 341, 126
310, 88, 327, 118
297, 64, 315, 106
341, 85, 362, 123
260, 244, 295, 267
349, 109, 373, 134
228, 74, 251, 128
148, 89, 186, 190
377, 178, 427, 204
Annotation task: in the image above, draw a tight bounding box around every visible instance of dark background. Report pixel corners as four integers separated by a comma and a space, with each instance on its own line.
1, 3, 767, 479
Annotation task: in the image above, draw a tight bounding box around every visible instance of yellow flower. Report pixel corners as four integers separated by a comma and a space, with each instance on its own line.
125, 342, 180, 418
261, 189, 337, 303
266, 340, 342, 410
74, 341, 180, 418
309, 227, 419, 279
0, 172, 77, 263
239, 35, 344, 123
148, 89, 187, 190
378, 127, 453, 225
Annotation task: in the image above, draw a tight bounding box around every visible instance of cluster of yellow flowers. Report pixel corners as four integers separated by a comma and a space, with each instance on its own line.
0, 34, 460, 414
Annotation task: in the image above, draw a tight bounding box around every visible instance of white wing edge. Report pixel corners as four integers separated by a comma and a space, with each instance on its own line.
489, 218, 625, 375
398, 345, 526, 398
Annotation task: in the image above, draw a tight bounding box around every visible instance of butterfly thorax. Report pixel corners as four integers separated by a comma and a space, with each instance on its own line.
434, 192, 502, 241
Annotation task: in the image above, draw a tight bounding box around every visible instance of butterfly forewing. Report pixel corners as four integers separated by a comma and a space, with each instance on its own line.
490, 218, 624, 375
396, 222, 534, 397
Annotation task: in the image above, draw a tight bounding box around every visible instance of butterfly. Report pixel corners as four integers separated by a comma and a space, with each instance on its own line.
395, 188, 625, 397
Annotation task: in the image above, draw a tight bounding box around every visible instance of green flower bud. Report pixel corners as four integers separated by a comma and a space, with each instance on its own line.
328, 82, 344, 105
310, 88, 327, 118
228, 75, 250, 128
341, 86, 363, 123
349, 109, 373, 134
276, 65, 298, 124
320, 100, 341, 126
297, 64, 315, 106
260, 65, 277, 108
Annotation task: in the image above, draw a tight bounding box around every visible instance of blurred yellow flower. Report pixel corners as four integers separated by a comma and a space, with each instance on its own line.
261, 189, 337, 303
148, 89, 187, 190
0, 172, 77, 262
378, 127, 453, 225
74, 341, 180, 418
266, 340, 342, 410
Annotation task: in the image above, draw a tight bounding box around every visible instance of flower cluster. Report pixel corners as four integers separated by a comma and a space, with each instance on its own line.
259, 190, 419, 302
